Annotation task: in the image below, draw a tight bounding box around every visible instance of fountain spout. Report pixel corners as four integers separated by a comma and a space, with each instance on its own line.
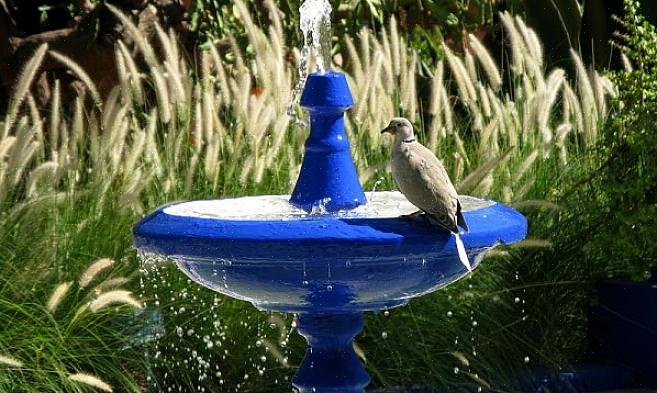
290, 71, 366, 212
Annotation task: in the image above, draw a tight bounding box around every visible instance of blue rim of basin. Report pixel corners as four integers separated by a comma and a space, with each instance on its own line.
133, 195, 527, 260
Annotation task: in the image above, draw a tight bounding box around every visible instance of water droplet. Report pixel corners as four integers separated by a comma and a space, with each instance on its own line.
454, 367, 459, 374
524, 356, 530, 363
383, 310, 390, 317
514, 297, 521, 303
447, 311, 453, 317
381, 332, 388, 339
472, 320, 478, 327
326, 285, 333, 291
255, 340, 262, 347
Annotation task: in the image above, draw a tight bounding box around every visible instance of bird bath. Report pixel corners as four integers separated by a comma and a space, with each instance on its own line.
134, 72, 527, 392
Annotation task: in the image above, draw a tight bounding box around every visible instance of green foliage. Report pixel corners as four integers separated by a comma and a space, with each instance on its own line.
579, 0, 657, 273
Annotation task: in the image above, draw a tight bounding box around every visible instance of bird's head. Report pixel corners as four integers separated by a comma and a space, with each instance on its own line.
381, 117, 415, 142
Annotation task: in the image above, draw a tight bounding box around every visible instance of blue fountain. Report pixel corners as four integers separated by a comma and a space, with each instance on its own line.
134, 72, 527, 393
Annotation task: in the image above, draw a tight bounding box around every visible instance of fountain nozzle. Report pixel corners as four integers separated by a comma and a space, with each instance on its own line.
290, 71, 366, 212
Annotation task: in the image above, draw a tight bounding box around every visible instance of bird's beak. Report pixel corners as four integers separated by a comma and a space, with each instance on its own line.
381, 125, 393, 134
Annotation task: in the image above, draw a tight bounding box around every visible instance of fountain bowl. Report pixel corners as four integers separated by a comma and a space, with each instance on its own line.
134, 191, 526, 314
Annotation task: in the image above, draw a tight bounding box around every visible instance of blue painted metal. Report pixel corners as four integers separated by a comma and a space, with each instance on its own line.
289, 71, 366, 212
293, 313, 369, 393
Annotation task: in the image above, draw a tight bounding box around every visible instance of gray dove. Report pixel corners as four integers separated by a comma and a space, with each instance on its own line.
381, 117, 471, 270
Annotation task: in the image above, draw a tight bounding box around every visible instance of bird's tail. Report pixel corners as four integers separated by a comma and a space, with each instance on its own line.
454, 233, 471, 271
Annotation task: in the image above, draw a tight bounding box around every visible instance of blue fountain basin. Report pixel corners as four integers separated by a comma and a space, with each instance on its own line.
133, 192, 527, 313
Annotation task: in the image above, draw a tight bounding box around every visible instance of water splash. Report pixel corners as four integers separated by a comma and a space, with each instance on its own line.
287, 0, 333, 127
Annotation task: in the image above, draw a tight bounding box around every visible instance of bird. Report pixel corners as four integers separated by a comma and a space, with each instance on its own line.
381, 117, 471, 270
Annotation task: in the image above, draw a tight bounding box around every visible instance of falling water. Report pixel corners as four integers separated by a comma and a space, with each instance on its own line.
287, 0, 333, 127
137, 252, 295, 391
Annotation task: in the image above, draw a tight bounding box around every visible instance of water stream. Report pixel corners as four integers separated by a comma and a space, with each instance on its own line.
286, 0, 333, 127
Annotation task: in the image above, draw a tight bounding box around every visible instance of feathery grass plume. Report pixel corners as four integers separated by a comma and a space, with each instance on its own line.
0, 354, 24, 368
94, 277, 130, 293
49, 79, 61, 152
390, 16, 401, 77
468, 34, 502, 90
451, 351, 470, 366
514, 176, 536, 201
513, 149, 539, 186
114, 47, 130, 106
47, 281, 73, 313
68, 372, 113, 392
444, 45, 476, 104
538, 69, 565, 130
405, 52, 418, 121
563, 83, 584, 133
155, 26, 185, 106
8, 122, 39, 187
353, 342, 367, 362
478, 84, 492, 118
465, 371, 492, 389
79, 258, 115, 289
599, 75, 617, 98
511, 239, 553, 249
152, 67, 172, 124
26, 94, 45, 159
457, 147, 514, 193
2, 43, 48, 139
26, 161, 58, 197
355, 54, 382, 120
592, 70, 607, 119
116, 41, 144, 105
500, 12, 526, 72
621, 53, 633, 72
515, 15, 543, 67
49, 51, 102, 107
344, 37, 363, 90
123, 130, 146, 180
89, 290, 142, 312
0, 136, 16, 162
106, 4, 157, 67
511, 199, 562, 211
184, 152, 199, 194
570, 49, 598, 144
465, 51, 478, 84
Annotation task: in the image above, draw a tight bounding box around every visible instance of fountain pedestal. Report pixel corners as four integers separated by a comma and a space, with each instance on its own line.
294, 313, 369, 393
290, 72, 366, 212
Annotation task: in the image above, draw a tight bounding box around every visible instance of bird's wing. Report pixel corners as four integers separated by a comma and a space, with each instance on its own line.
404, 144, 460, 232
